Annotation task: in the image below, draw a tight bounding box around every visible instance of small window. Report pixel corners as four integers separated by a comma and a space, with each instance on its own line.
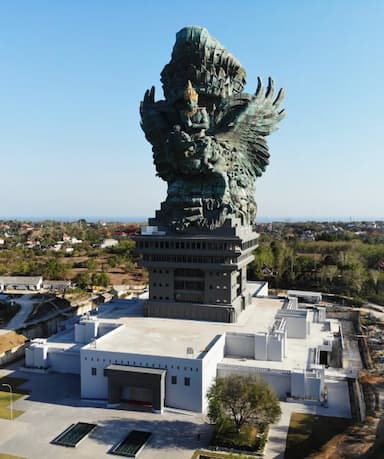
171, 376, 177, 384
184, 377, 190, 386
91, 367, 97, 376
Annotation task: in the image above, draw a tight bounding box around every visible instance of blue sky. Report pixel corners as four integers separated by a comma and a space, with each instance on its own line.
0, 1, 383, 220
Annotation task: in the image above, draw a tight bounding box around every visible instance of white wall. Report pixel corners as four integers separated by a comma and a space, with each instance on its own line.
217, 364, 291, 398
226, 333, 254, 358
74, 320, 98, 344
285, 316, 308, 338
25, 344, 48, 368
291, 370, 323, 400
291, 371, 305, 398
201, 334, 226, 412
254, 334, 268, 360
49, 350, 80, 374
80, 348, 204, 411
267, 334, 284, 361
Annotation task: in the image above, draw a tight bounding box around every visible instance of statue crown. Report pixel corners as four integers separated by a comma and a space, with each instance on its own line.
184, 80, 198, 102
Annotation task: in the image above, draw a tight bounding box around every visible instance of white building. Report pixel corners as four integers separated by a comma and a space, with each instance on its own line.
25, 285, 339, 413
0, 276, 43, 292
100, 239, 119, 249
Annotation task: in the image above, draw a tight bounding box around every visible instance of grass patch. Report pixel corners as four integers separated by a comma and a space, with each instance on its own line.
0, 391, 24, 419
191, 450, 255, 459
285, 413, 351, 459
210, 420, 268, 454
0, 376, 29, 420
0, 454, 27, 459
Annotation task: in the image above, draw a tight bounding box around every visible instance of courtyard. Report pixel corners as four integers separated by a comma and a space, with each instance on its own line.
0, 364, 211, 459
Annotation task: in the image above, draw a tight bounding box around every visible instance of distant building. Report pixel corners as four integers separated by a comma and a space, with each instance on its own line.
43, 280, 71, 292
100, 239, 119, 249
0, 276, 43, 292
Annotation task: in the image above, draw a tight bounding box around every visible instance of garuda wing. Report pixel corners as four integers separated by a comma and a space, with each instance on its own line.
140, 86, 176, 179
213, 77, 285, 178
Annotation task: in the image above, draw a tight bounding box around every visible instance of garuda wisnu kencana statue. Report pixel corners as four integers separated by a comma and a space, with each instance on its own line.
140, 26, 285, 232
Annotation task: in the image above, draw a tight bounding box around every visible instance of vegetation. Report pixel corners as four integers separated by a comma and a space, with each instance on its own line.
0, 454, 27, 459
284, 413, 351, 459
191, 451, 255, 459
208, 375, 280, 452
0, 377, 29, 420
0, 219, 145, 290
249, 230, 384, 305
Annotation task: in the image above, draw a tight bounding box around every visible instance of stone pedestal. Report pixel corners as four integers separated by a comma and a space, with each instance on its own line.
134, 218, 258, 323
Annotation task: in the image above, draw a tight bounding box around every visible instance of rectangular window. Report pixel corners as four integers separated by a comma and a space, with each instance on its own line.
171, 376, 177, 384
184, 377, 190, 386
91, 367, 97, 376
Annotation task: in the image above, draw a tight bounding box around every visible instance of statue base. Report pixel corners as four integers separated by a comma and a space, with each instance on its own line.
134, 218, 258, 323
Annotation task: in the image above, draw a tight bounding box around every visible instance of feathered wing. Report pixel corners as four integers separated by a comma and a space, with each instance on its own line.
140, 87, 175, 180
214, 77, 285, 177
140, 86, 169, 148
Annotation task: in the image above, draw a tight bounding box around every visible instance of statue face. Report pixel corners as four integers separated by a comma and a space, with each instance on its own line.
184, 98, 198, 112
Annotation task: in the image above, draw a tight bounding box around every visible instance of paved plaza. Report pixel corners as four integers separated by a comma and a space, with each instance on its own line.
0, 364, 211, 459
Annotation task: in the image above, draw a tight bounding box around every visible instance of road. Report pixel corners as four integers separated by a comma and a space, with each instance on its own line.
3, 294, 36, 330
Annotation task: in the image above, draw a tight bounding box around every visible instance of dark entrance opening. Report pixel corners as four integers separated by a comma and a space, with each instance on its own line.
104, 365, 166, 413
319, 350, 328, 366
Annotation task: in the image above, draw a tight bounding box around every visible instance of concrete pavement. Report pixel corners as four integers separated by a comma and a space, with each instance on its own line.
0, 366, 211, 459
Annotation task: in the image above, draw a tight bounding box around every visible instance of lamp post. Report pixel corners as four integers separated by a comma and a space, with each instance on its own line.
1, 383, 13, 420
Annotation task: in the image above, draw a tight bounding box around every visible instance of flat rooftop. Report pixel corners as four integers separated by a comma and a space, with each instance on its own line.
221, 319, 334, 372
92, 297, 284, 359
46, 296, 335, 371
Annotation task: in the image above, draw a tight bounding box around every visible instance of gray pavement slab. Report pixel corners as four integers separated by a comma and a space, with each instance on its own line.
0, 368, 211, 459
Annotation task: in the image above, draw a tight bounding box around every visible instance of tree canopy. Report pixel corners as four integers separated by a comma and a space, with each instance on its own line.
208, 374, 281, 434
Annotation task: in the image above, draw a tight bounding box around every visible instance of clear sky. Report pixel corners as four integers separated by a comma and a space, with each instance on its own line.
0, 0, 383, 220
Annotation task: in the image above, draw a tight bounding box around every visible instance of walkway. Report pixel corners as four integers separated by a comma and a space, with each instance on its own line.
3, 294, 36, 330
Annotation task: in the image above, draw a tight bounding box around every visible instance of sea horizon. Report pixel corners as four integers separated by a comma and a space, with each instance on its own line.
1, 216, 383, 224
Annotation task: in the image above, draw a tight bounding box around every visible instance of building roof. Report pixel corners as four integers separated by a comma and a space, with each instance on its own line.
91, 297, 283, 359
0, 276, 42, 285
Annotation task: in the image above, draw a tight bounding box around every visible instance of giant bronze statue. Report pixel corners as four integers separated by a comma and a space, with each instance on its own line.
136, 26, 285, 322
140, 26, 285, 232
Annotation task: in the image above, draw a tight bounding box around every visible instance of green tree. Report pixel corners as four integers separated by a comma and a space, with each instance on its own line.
248, 244, 274, 279
91, 272, 110, 287
74, 271, 91, 289
208, 374, 281, 434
